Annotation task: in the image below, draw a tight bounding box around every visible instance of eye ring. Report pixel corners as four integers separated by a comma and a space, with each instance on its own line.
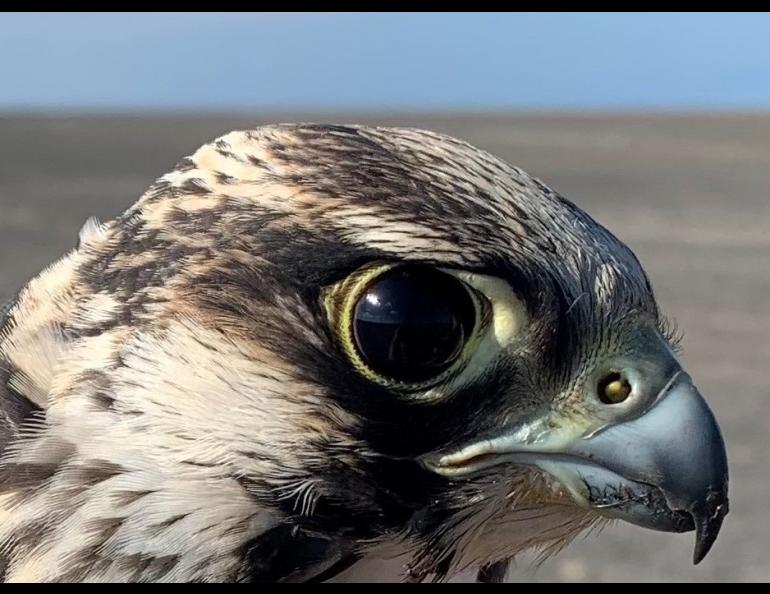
597, 371, 633, 404
328, 263, 481, 388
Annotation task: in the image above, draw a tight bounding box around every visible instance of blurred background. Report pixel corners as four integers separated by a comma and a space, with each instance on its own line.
1, 12, 768, 582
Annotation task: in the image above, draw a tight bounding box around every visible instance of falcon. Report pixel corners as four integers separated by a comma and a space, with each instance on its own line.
0, 124, 728, 582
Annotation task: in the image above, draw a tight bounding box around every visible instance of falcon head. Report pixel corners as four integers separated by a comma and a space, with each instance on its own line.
0, 124, 728, 582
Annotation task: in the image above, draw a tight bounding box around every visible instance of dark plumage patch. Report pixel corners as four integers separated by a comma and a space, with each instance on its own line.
71, 461, 123, 488
240, 524, 347, 583
174, 157, 196, 172
90, 391, 116, 411
0, 462, 62, 492
246, 154, 267, 168
215, 171, 237, 185
112, 489, 153, 507
154, 513, 188, 529
178, 177, 211, 196
0, 294, 16, 330
0, 361, 41, 451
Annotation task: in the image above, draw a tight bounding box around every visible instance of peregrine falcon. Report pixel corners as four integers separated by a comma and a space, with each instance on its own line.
0, 124, 728, 582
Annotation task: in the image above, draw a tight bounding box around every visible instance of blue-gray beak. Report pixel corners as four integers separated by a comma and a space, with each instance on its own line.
426, 367, 729, 564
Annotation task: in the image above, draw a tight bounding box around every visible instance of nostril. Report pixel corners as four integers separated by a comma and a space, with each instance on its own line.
598, 372, 632, 404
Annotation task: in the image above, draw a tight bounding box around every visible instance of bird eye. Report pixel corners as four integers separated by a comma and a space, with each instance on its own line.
598, 372, 632, 404
346, 264, 477, 385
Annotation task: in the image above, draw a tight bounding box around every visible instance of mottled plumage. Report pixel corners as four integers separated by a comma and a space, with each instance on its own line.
0, 125, 727, 582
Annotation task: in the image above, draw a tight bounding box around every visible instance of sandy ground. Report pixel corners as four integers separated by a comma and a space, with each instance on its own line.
0, 114, 767, 582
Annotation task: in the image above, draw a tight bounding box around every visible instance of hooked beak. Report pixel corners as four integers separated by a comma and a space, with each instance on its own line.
425, 371, 729, 564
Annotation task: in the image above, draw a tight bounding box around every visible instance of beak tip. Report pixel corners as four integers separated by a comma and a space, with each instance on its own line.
691, 491, 729, 565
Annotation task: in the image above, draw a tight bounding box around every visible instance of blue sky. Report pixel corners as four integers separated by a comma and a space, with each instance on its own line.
2, 12, 770, 111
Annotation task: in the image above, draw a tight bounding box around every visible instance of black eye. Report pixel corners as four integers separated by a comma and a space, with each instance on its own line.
352, 265, 476, 383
